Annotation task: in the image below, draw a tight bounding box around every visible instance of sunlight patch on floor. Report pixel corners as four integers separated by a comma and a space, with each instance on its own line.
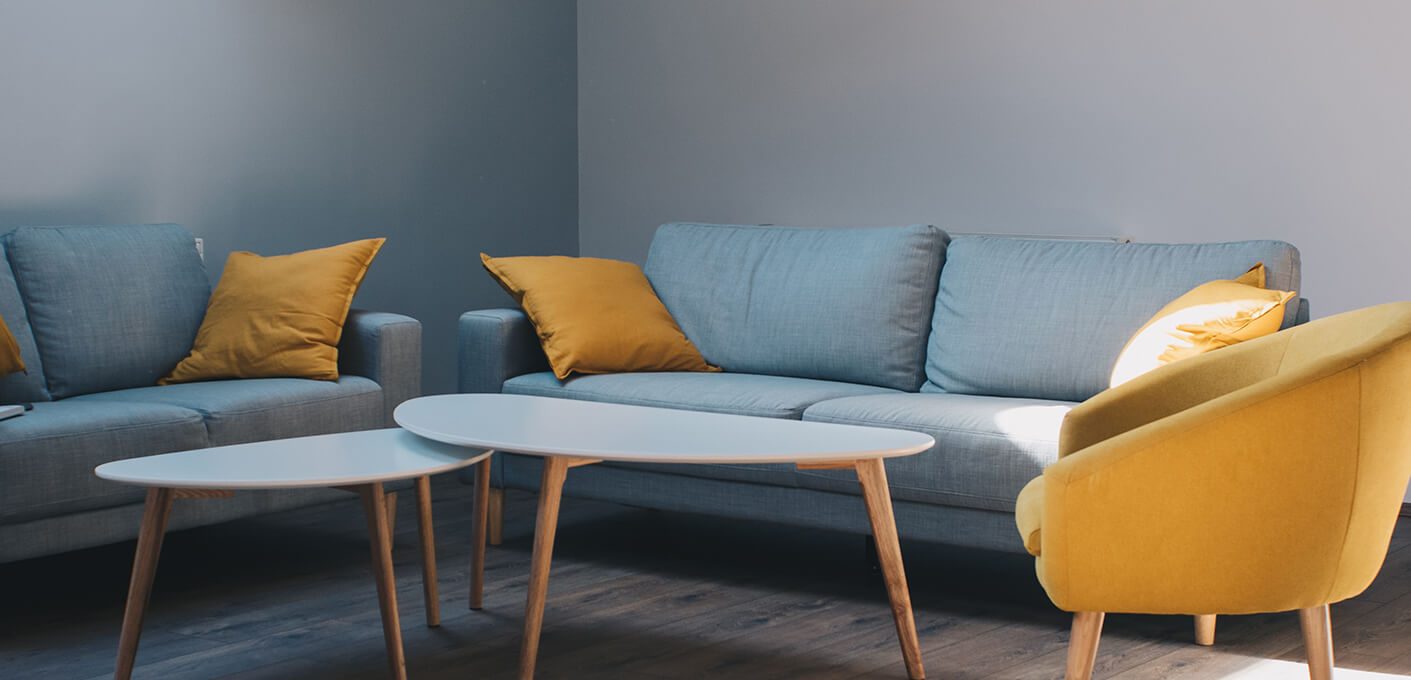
1224, 659, 1406, 679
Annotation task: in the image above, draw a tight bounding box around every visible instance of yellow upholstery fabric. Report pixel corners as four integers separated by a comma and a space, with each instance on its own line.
162, 238, 384, 384
481, 253, 717, 380
0, 313, 23, 376
1109, 264, 1295, 388
1020, 303, 1411, 616
1015, 477, 1044, 556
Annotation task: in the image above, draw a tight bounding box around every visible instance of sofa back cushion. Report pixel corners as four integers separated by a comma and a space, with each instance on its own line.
4, 224, 211, 399
644, 223, 949, 391
0, 238, 51, 403
925, 236, 1301, 402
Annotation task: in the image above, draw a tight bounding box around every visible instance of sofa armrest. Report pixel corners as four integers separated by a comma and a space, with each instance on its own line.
458, 308, 548, 394
340, 310, 422, 426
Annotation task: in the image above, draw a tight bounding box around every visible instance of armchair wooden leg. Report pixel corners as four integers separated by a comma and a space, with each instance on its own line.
1066, 612, 1104, 680
488, 487, 505, 546
1299, 605, 1334, 680
1194, 614, 1216, 646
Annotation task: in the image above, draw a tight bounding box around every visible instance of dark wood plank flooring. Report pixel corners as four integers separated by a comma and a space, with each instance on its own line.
3, 477, 1410, 679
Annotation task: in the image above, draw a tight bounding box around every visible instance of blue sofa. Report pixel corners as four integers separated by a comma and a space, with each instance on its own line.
0, 224, 421, 563
460, 223, 1306, 554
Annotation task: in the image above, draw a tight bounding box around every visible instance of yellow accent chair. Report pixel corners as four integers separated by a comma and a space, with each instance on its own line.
1016, 302, 1411, 680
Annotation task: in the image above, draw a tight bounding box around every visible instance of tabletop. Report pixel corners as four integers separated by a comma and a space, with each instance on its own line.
394, 394, 935, 464
94, 428, 489, 489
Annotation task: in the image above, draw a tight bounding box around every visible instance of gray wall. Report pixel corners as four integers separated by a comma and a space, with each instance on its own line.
0, 0, 578, 394
579, 0, 1411, 323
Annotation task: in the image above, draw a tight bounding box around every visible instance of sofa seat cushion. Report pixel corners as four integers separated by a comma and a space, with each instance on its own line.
0, 400, 208, 522
800, 393, 1075, 512
926, 236, 1301, 402
503, 371, 898, 487
644, 223, 948, 391
72, 377, 383, 446
3, 224, 211, 398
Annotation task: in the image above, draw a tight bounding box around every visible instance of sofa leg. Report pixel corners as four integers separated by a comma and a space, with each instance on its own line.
1066, 611, 1104, 680
1299, 605, 1334, 680
863, 534, 880, 574
1194, 614, 1216, 646
488, 487, 504, 546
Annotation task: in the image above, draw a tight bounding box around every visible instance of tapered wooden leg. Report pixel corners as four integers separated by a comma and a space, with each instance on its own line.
470, 457, 491, 610
114, 487, 174, 680
519, 457, 569, 680
1299, 605, 1334, 680
384, 491, 398, 541
855, 459, 925, 680
488, 486, 505, 546
1194, 614, 1216, 646
414, 476, 440, 627
360, 483, 407, 680
1066, 612, 1105, 680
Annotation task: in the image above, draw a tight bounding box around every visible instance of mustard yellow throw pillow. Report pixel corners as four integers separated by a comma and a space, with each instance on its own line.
162, 238, 385, 384
1109, 264, 1295, 388
0, 314, 24, 376
481, 253, 717, 380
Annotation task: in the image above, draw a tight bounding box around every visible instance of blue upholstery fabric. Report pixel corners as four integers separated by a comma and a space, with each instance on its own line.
3, 225, 210, 399
73, 377, 383, 446
644, 223, 949, 391
0, 400, 208, 522
339, 310, 422, 426
0, 238, 50, 403
503, 371, 896, 419
925, 237, 1302, 402
458, 309, 548, 394
800, 393, 1074, 512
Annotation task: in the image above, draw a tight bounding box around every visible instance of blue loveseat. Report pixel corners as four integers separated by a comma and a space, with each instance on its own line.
460, 223, 1307, 554
0, 224, 420, 563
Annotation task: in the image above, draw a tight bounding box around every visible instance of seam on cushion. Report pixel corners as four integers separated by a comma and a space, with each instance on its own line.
1, 416, 205, 447
804, 412, 1063, 446
1324, 365, 1363, 604
464, 311, 523, 324
95, 387, 380, 419
503, 384, 804, 419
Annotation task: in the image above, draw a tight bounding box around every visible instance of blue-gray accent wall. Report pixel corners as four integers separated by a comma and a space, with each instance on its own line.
0, 1, 578, 394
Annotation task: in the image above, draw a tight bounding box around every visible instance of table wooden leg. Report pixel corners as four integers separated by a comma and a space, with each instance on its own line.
470, 456, 491, 611
414, 475, 440, 627
519, 456, 569, 680
360, 483, 407, 680
855, 459, 925, 680
114, 487, 174, 680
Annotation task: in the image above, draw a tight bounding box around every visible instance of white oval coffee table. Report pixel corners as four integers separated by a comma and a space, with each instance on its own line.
396, 394, 936, 680
94, 428, 493, 680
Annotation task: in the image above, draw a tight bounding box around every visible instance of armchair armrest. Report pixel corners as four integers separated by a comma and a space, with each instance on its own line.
339, 310, 422, 426
1059, 331, 1294, 455
458, 308, 548, 394
1039, 359, 1369, 615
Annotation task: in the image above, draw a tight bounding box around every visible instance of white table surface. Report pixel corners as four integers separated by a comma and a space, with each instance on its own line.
394, 394, 935, 464
94, 428, 489, 489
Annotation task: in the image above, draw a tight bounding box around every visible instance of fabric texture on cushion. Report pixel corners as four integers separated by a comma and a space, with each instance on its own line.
481, 254, 716, 380
1109, 263, 1295, 388
0, 400, 208, 522
3, 224, 210, 399
644, 223, 949, 391
925, 236, 1301, 402
163, 238, 384, 384
74, 376, 383, 446
799, 392, 1074, 512
0, 238, 49, 403
503, 371, 896, 419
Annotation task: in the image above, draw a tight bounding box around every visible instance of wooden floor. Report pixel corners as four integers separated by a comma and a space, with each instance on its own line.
4, 478, 1411, 679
